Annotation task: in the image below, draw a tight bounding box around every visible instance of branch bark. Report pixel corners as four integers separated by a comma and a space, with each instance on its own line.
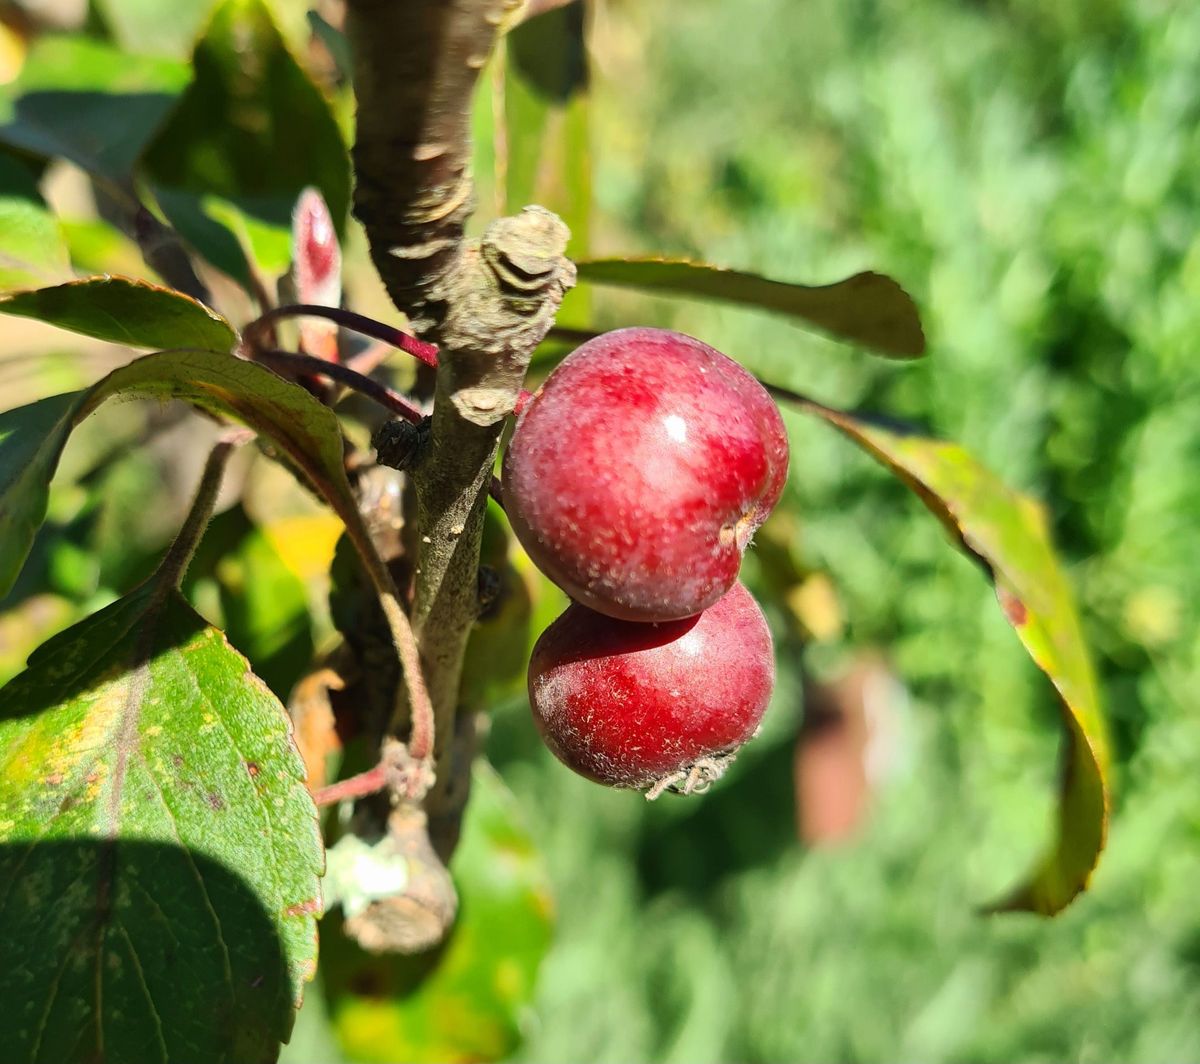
345, 0, 512, 339
343, 0, 575, 948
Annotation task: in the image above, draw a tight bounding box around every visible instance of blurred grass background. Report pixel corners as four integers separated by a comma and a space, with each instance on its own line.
484, 1, 1200, 1060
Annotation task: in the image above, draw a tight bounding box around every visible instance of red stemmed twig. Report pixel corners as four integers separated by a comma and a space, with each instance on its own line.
244, 304, 440, 368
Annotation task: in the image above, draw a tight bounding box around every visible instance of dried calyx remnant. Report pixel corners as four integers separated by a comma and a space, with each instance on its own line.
339, 0, 574, 953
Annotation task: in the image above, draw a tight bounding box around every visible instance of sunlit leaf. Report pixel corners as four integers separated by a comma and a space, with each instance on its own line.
143, 0, 350, 287
95, 0, 218, 57
0, 349, 355, 600
261, 513, 344, 585
60, 218, 156, 280
0, 36, 188, 182
503, 2, 591, 327
0, 578, 322, 1059
0, 277, 237, 351
576, 258, 926, 357
794, 396, 1110, 914
306, 10, 350, 82
0, 150, 71, 291
320, 762, 554, 1063
0, 391, 84, 599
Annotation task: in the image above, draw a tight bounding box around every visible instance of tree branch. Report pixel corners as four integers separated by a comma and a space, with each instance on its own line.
343, 0, 575, 949
245, 304, 440, 368
348, 0, 574, 779
345, 0, 515, 339
253, 348, 425, 424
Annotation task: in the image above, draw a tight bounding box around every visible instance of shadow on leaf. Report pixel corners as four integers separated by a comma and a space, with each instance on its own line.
0, 839, 294, 1063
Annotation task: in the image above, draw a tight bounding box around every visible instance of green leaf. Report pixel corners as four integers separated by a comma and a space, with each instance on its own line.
503, 3, 591, 327
0, 391, 82, 599
797, 398, 1110, 914
0, 579, 322, 1060
95, 0, 218, 57
575, 257, 926, 357
0, 277, 237, 350
184, 504, 314, 701
149, 186, 257, 288
320, 762, 554, 1063
143, 0, 350, 285
306, 10, 351, 81
0, 36, 189, 182
0, 349, 354, 600
461, 502, 552, 711
60, 217, 156, 279
66, 450, 168, 595
504, 2, 588, 208
0, 150, 71, 291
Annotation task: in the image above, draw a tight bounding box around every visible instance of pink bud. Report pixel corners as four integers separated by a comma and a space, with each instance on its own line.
293, 187, 342, 362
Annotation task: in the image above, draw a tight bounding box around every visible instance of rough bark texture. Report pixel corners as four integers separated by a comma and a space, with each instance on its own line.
344, 0, 575, 950
411, 206, 573, 808
346, 0, 516, 339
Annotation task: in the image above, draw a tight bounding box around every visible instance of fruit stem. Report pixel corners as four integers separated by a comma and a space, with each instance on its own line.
254, 348, 425, 424
244, 304, 440, 368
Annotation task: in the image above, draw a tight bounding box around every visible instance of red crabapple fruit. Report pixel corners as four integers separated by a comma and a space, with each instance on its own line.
501, 327, 789, 622
527, 581, 774, 797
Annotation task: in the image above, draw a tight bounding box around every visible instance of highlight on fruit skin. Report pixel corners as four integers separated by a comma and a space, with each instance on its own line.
502, 326, 789, 623
527, 581, 775, 797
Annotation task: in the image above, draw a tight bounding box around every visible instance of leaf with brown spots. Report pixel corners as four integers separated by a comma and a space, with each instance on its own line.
790, 396, 1111, 915
0, 577, 323, 1061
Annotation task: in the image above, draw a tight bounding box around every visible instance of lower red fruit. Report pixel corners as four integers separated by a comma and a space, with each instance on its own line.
527, 581, 774, 796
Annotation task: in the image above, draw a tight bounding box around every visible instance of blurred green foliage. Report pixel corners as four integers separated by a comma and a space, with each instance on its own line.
481, 0, 1200, 1060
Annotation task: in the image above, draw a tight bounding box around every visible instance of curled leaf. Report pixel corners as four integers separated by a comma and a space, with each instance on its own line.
575, 257, 926, 357
792, 396, 1110, 914
0, 276, 236, 351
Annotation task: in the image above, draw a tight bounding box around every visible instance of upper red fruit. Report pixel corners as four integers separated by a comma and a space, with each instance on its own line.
501, 327, 789, 621
527, 580, 775, 794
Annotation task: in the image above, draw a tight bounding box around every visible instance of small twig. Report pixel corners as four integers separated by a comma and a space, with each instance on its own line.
294, 448, 438, 769
131, 202, 212, 307
312, 762, 389, 806
158, 428, 253, 589
244, 304, 440, 368
254, 348, 425, 424
382, 586, 435, 762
